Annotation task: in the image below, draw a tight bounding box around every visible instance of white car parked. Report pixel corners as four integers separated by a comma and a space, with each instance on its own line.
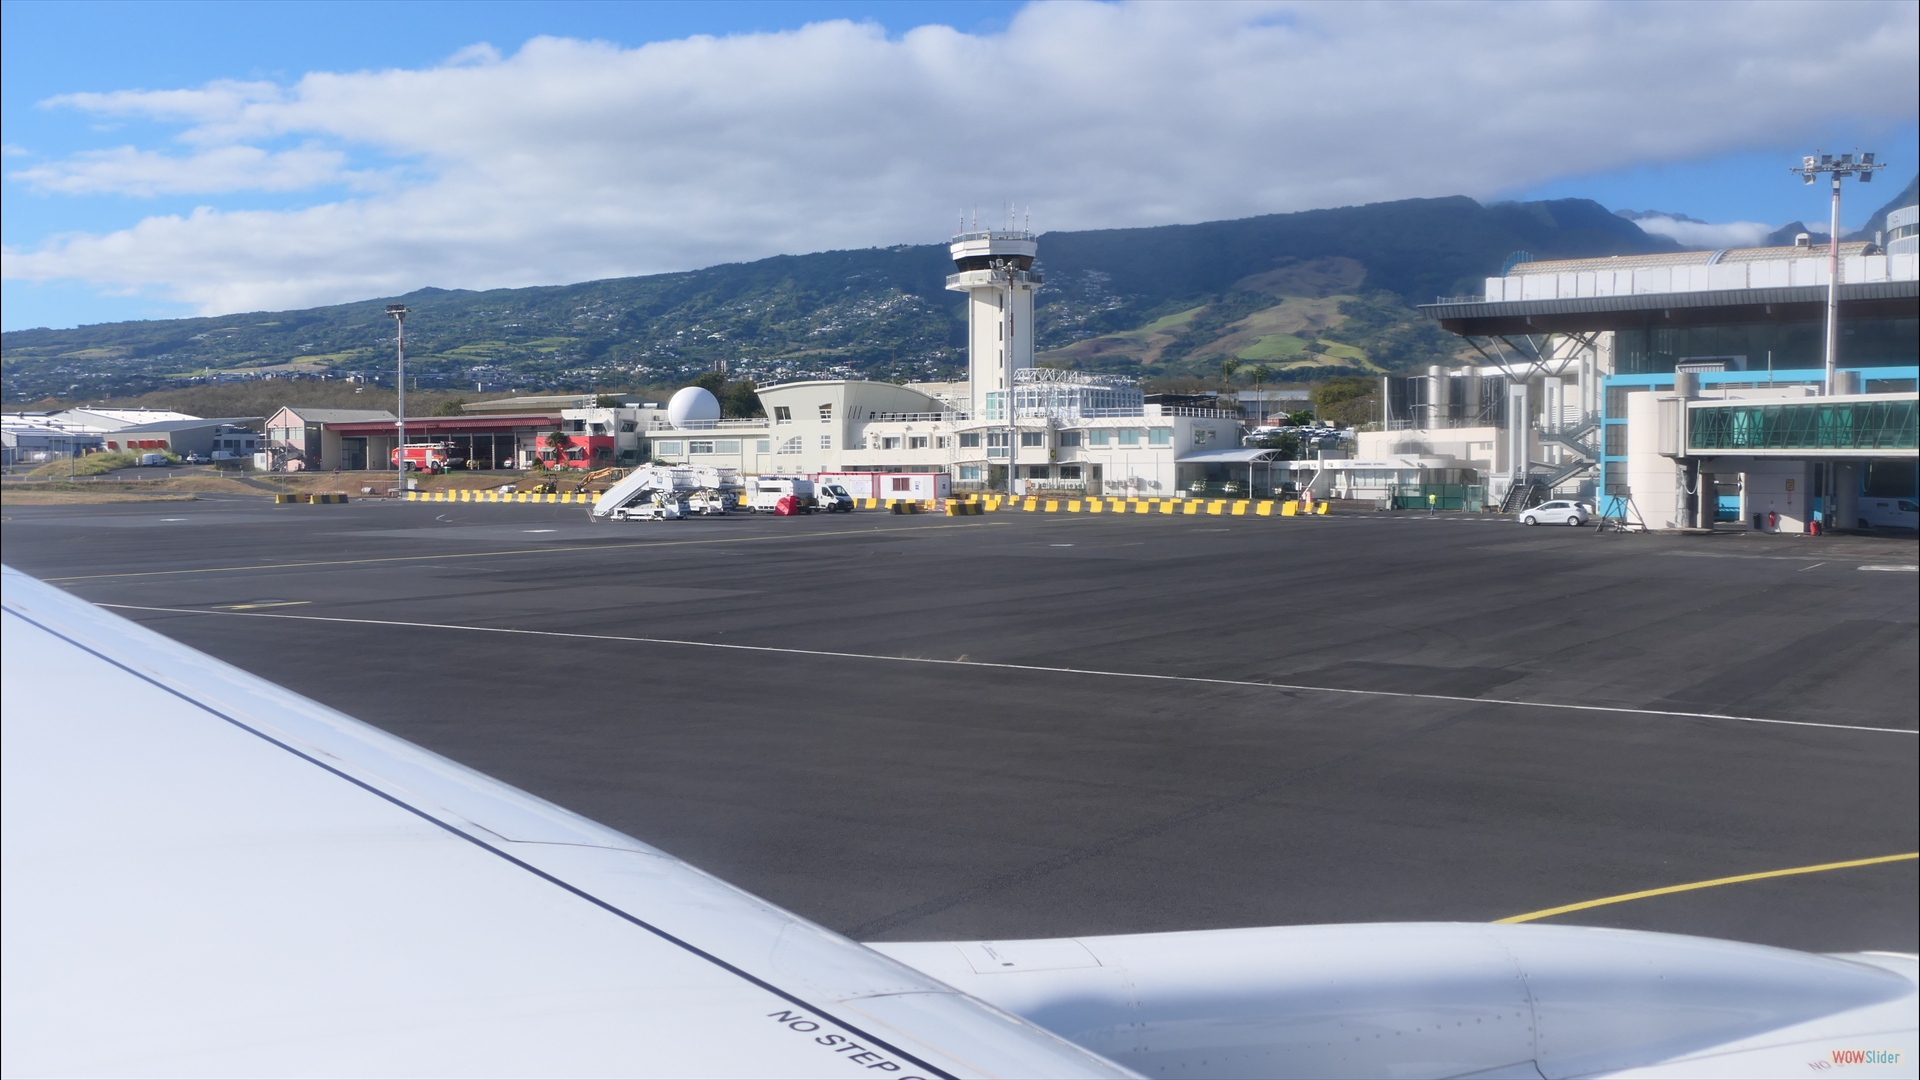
1520, 500, 1591, 526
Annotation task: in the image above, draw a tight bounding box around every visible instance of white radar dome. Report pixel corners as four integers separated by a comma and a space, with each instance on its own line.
667, 386, 722, 428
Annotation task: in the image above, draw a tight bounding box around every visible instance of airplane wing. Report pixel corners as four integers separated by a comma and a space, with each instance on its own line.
0, 565, 1132, 1079
5, 562, 1915, 1079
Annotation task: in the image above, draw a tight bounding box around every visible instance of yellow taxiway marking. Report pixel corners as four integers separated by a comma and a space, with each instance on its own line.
1496, 852, 1920, 924
91, 604, 1920, 736
213, 601, 311, 611
42, 520, 1007, 582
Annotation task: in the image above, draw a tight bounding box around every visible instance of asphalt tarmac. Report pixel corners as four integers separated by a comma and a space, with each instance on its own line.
4, 495, 1915, 951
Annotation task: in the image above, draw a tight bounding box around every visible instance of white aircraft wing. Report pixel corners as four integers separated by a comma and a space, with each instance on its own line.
0, 565, 1132, 1079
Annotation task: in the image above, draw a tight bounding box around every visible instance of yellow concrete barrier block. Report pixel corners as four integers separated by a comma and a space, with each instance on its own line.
1281, 500, 1299, 516
1067, 499, 1082, 513
1255, 501, 1273, 517
1207, 500, 1225, 515
1181, 501, 1200, 515
1231, 501, 1248, 516
275, 493, 300, 504
1042, 499, 1058, 513
1316, 502, 1329, 515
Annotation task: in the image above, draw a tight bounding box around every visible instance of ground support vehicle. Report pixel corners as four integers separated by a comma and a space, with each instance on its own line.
591, 466, 698, 520
747, 476, 816, 514
611, 492, 688, 521
816, 483, 854, 513
687, 490, 732, 516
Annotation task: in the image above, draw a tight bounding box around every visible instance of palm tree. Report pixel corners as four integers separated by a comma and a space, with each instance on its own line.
1219, 357, 1241, 384
1249, 364, 1273, 423
544, 428, 571, 466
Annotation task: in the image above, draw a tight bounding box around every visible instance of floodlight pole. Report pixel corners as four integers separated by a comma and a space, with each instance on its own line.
387, 304, 408, 494
1795, 152, 1884, 395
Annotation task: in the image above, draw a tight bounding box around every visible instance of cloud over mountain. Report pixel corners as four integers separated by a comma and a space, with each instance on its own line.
4, 1, 1915, 317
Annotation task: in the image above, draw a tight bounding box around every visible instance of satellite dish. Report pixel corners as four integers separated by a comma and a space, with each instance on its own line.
667, 386, 721, 428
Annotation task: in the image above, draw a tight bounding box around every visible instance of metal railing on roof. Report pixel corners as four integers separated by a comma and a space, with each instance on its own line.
869, 412, 965, 423
646, 418, 767, 432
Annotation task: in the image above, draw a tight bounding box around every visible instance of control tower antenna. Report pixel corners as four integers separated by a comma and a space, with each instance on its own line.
947, 216, 1042, 496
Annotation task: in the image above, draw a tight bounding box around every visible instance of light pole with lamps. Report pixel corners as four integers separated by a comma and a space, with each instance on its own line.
386, 304, 408, 495
1794, 152, 1884, 395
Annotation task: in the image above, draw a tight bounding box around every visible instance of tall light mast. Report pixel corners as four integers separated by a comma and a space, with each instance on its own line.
387, 304, 408, 492
1794, 152, 1883, 395
946, 223, 1041, 495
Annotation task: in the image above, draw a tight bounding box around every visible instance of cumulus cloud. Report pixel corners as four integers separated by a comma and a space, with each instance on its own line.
1626, 213, 1777, 250
5, 0, 1916, 316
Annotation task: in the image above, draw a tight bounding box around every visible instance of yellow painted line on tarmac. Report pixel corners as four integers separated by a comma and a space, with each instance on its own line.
42, 519, 1009, 582
1496, 852, 1920, 924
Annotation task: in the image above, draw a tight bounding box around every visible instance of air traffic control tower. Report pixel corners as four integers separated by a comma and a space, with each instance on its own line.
946, 228, 1042, 420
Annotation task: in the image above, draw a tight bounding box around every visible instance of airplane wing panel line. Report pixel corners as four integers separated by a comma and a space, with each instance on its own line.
1, 599, 966, 1080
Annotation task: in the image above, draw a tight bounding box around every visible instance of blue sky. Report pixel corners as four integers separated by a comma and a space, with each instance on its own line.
3, 0, 1915, 331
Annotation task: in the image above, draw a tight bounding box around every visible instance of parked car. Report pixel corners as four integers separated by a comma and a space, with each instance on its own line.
183, 452, 208, 464
1520, 500, 1591, 526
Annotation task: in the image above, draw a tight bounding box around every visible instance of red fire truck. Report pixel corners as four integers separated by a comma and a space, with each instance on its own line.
391, 444, 453, 473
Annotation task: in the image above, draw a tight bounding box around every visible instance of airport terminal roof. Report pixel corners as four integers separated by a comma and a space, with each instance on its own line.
1501, 242, 1877, 277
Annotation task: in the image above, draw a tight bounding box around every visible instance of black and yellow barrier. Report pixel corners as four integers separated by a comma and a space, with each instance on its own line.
888, 500, 925, 514
405, 489, 595, 504
310, 493, 350, 504
954, 494, 1329, 518
273, 493, 300, 504
944, 499, 985, 516
275, 492, 350, 504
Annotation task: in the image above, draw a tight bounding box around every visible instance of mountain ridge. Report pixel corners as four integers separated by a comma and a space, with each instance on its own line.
4, 194, 1687, 403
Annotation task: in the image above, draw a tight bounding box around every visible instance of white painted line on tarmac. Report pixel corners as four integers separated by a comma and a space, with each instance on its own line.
98, 603, 1917, 737
1858, 565, 1918, 572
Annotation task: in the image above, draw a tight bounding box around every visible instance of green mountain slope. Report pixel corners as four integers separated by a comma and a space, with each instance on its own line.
3, 196, 1678, 403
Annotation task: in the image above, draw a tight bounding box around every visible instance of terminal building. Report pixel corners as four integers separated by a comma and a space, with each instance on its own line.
1418, 209, 1918, 530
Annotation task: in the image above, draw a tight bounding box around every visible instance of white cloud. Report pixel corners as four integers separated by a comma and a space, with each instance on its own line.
11, 144, 367, 197
1627, 214, 1778, 249
4, 0, 1916, 316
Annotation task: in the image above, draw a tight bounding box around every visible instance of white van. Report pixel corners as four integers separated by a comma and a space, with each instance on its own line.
1857, 497, 1919, 530
748, 476, 815, 513
138, 453, 168, 467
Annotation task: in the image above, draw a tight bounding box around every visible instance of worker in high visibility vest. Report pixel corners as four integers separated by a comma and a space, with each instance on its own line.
1428, 492, 1438, 516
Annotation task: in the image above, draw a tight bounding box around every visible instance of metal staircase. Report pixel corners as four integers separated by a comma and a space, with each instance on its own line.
1498, 478, 1548, 514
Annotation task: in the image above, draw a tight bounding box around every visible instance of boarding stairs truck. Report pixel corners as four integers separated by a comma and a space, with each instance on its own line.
687, 466, 745, 514
591, 466, 697, 521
